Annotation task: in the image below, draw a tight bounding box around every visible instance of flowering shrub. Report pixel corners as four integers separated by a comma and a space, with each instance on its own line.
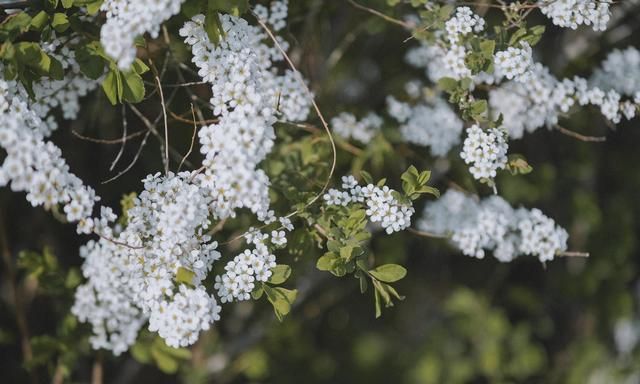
1, 0, 640, 382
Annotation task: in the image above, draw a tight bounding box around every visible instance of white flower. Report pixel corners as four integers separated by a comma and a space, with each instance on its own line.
418, 190, 569, 263
460, 125, 509, 181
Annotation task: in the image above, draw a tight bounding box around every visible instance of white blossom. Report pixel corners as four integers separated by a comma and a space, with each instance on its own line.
418, 190, 569, 263
460, 125, 509, 181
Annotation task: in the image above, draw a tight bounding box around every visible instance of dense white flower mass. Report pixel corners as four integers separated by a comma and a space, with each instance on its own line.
73, 172, 223, 351
100, 0, 185, 69
180, 10, 310, 222
539, 0, 611, 31
387, 96, 463, 156
331, 112, 382, 144
34, 38, 100, 125
591, 47, 640, 97
418, 190, 569, 262
444, 6, 485, 44
73, 4, 308, 352
0, 80, 99, 232
406, 7, 485, 81
493, 42, 533, 82
149, 285, 221, 348
214, 236, 278, 303
490, 59, 640, 139
460, 125, 509, 181
324, 176, 415, 234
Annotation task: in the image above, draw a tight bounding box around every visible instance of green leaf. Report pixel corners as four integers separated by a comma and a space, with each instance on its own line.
263, 285, 298, 322
369, 264, 407, 283
267, 264, 291, 285
251, 286, 264, 300
101, 70, 119, 105
360, 170, 373, 185
52, 13, 70, 32
438, 77, 458, 92
0, 12, 32, 41
374, 285, 382, 318
48, 56, 64, 80
176, 267, 196, 286
204, 8, 223, 45
0, 42, 15, 60
131, 58, 150, 75
469, 99, 487, 117
121, 71, 145, 103
150, 347, 179, 374
507, 154, 533, 175
131, 342, 152, 364
61, 0, 74, 8
76, 44, 106, 79
74, 0, 104, 15
30, 12, 50, 32
316, 252, 338, 271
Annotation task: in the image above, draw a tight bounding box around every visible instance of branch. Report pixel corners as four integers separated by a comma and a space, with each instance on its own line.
555, 124, 607, 142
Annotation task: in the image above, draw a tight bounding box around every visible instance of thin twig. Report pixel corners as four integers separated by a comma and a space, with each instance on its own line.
346, 0, 412, 29
155, 76, 170, 174
555, 124, 607, 142
71, 129, 146, 145
557, 251, 590, 258
408, 227, 450, 239
178, 104, 198, 172
169, 110, 218, 125
110, 105, 129, 171
102, 131, 151, 184
253, 11, 337, 209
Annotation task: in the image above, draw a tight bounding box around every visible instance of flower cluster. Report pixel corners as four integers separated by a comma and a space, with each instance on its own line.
460, 125, 509, 181
0, 80, 99, 232
591, 47, 640, 97
331, 112, 382, 144
33, 38, 100, 125
444, 6, 486, 44
73, 172, 222, 351
254, 0, 289, 31
387, 95, 463, 156
490, 60, 640, 139
214, 235, 278, 303
493, 42, 533, 82
100, 0, 184, 69
539, 0, 611, 31
148, 285, 221, 348
324, 176, 414, 234
180, 10, 310, 222
418, 190, 569, 262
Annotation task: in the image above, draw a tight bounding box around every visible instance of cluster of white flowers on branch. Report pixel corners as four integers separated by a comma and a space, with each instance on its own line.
74, 3, 307, 352
180, 5, 309, 223
100, 0, 185, 69
591, 47, 640, 98
73, 172, 223, 351
418, 190, 569, 262
539, 0, 611, 31
0, 80, 99, 233
331, 112, 382, 144
214, 225, 292, 303
407, 7, 534, 84
35, 37, 100, 125
490, 59, 640, 139
387, 92, 463, 157
324, 176, 414, 234
460, 125, 509, 181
